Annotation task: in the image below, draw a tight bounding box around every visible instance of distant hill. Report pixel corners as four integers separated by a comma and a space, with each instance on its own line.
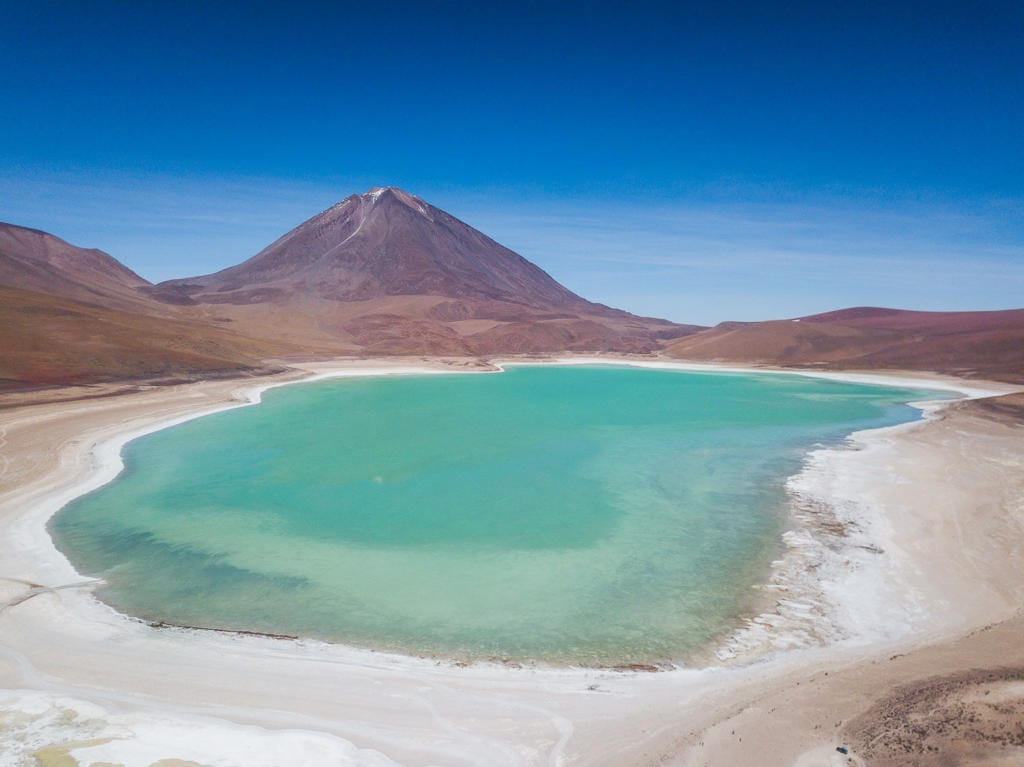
665, 306, 1024, 382
153, 187, 697, 355
0, 195, 698, 388
3, 194, 1022, 390
0, 285, 283, 388
0, 223, 157, 315
0, 223, 286, 388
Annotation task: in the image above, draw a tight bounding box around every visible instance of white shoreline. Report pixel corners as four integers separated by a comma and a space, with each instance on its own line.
8, 357, 1013, 662
8, 363, 506, 673
37, 357, 978, 667
1, 356, 1021, 766
497, 357, 1011, 664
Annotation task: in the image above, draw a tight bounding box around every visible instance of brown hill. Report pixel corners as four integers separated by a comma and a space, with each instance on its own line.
665, 307, 1024, 382
0, 286, 286, 389
155, 187, 698, 354
0, 223, 289, 389
8, 198, 1019, 389
0, 222, 161, 315
0, 198, 699, 389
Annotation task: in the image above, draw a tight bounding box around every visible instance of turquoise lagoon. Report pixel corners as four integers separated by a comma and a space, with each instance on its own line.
51, 366, 937, 665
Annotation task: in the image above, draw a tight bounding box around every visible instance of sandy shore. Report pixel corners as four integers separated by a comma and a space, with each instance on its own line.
1, 356, 1022, 766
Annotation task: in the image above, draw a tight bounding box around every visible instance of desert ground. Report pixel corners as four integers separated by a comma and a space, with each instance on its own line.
0, 356, 1022, 767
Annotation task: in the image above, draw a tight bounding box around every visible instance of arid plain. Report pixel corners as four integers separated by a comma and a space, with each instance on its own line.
2, 189, 1023, 766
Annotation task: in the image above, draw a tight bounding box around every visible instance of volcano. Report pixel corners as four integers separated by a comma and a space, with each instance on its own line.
153, 187, 695, 354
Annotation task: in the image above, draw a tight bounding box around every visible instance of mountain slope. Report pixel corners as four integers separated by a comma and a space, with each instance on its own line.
158, 188, 589, 308
665, 306, 1024, 382
0, 223, 289, 389
0, 286, 287, 388
155, 187, 698, 353
13, 197, 1018, 387
0, 222, 162, 315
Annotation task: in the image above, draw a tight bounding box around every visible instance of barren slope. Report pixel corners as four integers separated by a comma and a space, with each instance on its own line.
666, 307, 1024, 382
0, 222, 174, 316
155, 187, 698, 354
0, 224, 289, 388
0, 286, 290, 389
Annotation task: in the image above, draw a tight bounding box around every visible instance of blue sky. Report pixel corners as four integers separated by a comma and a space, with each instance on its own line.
2, 1, 1022, 324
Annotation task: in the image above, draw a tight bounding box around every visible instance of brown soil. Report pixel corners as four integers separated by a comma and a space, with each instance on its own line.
960, 392, 1024, 424
666, 307, 1024, 384
0, 286, 289, 388
845, 668, 1024, 766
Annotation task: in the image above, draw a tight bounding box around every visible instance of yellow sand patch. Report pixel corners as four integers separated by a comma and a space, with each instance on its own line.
32, 738, 114, 767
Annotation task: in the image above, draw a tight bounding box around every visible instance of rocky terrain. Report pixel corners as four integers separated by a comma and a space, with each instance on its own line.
0, 224, 290, 389
665, 306, 1024, 383
845, 667, 1024, 766
3, 189, 1022, 390
153, 187, 695, 355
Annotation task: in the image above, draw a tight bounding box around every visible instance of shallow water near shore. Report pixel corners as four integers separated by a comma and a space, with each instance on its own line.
50, 365, 937, 665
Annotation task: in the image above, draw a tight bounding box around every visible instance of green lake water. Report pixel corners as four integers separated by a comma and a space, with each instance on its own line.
50, 366, 936, 665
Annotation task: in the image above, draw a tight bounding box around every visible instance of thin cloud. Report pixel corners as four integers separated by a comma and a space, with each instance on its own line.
2, 171, 1021, 323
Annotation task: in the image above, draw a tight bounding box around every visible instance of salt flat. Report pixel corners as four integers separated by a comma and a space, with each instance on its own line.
0, 356, 1021, 766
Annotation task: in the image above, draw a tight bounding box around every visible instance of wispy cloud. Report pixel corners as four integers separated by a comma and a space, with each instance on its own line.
2, 170, 1021, 324
454, 195, 1024, 323
0, 170, 350, 279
